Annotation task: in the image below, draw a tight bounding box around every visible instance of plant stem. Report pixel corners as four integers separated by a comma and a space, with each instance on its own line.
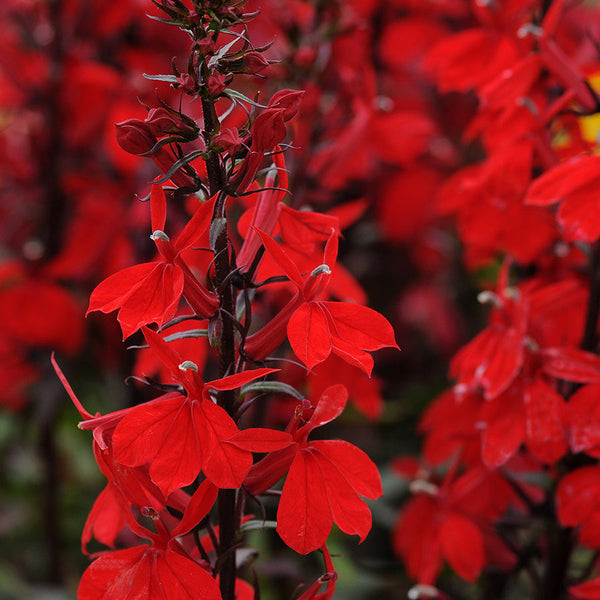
204, 88, 238, 598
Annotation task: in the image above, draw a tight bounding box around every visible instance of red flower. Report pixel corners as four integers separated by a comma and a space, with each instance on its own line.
235, 385, 382, 554
87, 185, 218, 339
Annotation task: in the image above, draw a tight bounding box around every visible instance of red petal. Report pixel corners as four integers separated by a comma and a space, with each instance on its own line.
199, 400, 253, 488
304, 385, 348, 432
115, 263, 184, 339
150, 184, 167, 232
525, 154, 600, 207
277, 451, 332, 554
112, 395, 203, 496
310, 440, 382, 499
174, 193, 217, 253
112, 394, 187, 466
556, 466, 600, 527
224, 428, 294, 452
256, 229, 304, 287
309, 447, 373, 541
524, 378, 568, 464
541, 347, 600, 384
322, 301, 399, 352
172, 480, 219, 538
440, 512, 485, 582
78, 546, 220, 600
392, 495, 443, 584
87, 262, 157, 315
288, 302, 332, 371
481, 409, 525, 468
570, 577, 600, 600
78, 545, 148, 599
203, 367, 280, 399
81, 485, 127, 554
567, 384, 600, 453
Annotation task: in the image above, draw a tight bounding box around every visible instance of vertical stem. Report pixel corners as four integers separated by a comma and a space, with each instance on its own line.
536, 527, 573, 600
41, 0, 66, 260
203, 94, 238, 600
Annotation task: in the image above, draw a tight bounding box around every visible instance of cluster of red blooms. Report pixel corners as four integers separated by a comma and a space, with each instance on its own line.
389, 1, 600, 598
7, 0, 600, 597
49, 0, 400, 598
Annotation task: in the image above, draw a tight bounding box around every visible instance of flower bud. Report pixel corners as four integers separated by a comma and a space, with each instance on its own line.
213, 127, 243, 155
115, 119, 157, 155
145, 107, 198, 139
267, 89, 305, 121
207, 71, 227, 97
250, 108, 287, 153
234, 51, 270, 75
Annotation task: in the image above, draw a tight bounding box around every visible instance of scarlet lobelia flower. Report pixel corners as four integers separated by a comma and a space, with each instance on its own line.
78, 480, 221, 600
109, 327, 290, 495
87, 185, 219, 339
232, 385, 383, 554
244, 229, 399, 375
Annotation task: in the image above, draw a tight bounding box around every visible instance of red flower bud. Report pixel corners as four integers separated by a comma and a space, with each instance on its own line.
196, 36, 215, 55
207, 71, 227, 97
144, 107, 198, 138
240, 51, 270, 74
267, 89, 305, 121
250, 108, 287, 153
177, 73, 198, 94
114, 119, 157, 155
213, 127, 243, 154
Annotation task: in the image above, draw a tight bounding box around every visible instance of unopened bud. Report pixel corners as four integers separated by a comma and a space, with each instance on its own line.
207, 71, 227, 97
267, 89, 305, 121
115, 119, 156, 155
145, 107, 198, 139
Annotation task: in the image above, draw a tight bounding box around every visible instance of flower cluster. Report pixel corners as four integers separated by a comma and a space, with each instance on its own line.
390, 1, 600, 598
53, 1, 398, 598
